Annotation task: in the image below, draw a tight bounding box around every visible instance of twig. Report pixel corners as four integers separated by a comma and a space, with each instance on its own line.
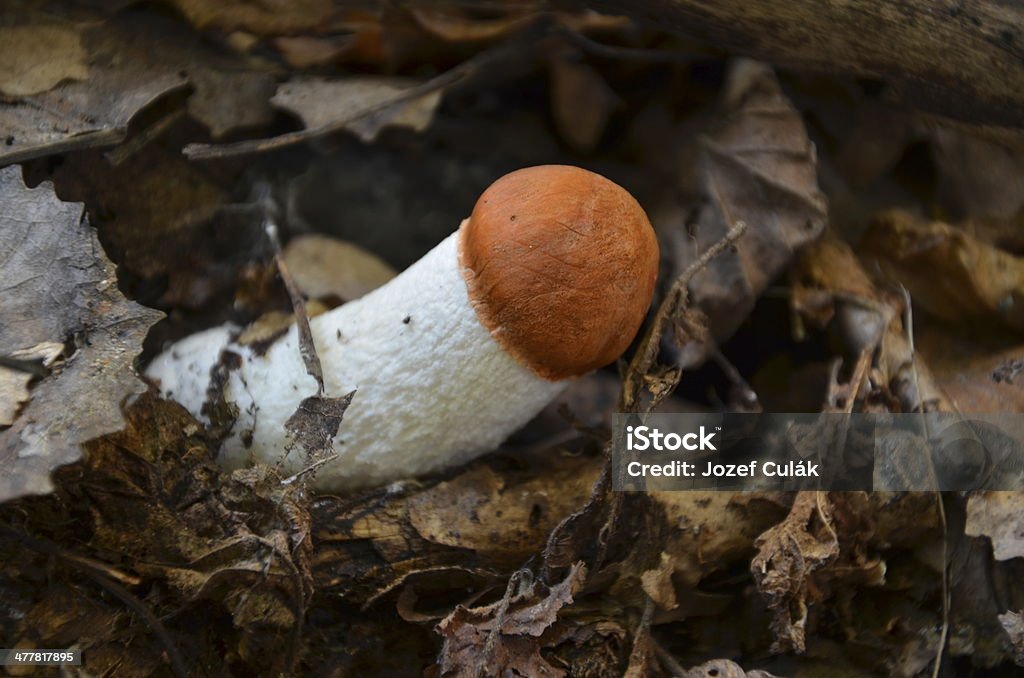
184, 19, 553, 160
620, 220, 749, 412
898, 286, 949, 678
258, 186, 325, 395
650, 636, 688, 678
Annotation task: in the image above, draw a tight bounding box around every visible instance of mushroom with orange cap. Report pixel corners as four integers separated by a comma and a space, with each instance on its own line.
146, 165, 659, 490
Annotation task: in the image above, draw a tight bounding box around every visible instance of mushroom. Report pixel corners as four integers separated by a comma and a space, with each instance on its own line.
146, 165, 659, 489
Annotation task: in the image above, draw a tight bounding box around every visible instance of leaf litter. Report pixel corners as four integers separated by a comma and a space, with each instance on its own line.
2, 2, 1024, 676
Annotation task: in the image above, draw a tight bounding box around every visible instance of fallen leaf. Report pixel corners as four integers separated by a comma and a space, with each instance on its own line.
965, 491, 1024, 561
436, 563, 586, 678
285, 392, 355, 466
861, 210, 1024, 332
0, 166, 163, 502
549, 49, 620, 153
161, 0, 335, 35
283, 234, 397, 302
272, 76, 443, 143
0, 23, 88, 96
676, 59, 828, 345
640, 551, 678, 611
0, 343, 62, 426
0, 9, 279, 164
750, 491, 839, 653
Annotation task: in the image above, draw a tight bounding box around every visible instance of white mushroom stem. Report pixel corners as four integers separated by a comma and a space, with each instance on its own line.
147, 165, 659, 491
147, 229, 563, 489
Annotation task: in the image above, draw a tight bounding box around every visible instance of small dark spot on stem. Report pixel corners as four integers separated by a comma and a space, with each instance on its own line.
4, 136, 13, 146
402, 315, 411, 324
510, 214, 516, 221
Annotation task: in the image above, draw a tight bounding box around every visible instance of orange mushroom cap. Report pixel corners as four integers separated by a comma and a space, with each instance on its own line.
459, 165, 660, 381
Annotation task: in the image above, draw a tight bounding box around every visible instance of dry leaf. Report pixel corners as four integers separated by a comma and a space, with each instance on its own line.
436, 563, 586, 678
675, 59, 828, 345
0, 343, 62, 426
861, 210, 1024, 332
549, 51, 620, 153
160, 0, 335, 35
0, 24, 88, 96
283, 234, 397, 302
751, 491, 839, 653
0, 10, 279, 164
965, 491, 1024, 561
272, 76, 443, 143
0, 166, 163, 502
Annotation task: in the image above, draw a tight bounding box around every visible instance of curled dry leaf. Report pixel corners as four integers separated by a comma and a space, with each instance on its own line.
0, 23, 88, 96
965, 491, 1024, 561
283, 234, 397, 302
861, 210, 1024, 332
750, 491, 839, 653
436, 562, 586, 678
0, 166, 163, 502
674, 59, 827, 346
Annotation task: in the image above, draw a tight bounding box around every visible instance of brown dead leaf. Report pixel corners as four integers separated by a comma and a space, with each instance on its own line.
285, 392, 355, 466
861, 210, 1024, 332
283, 234, 397, 302
161, 0, 335, 35
272, 76, 443, 143
409, 461, 600, 568
640, 552, 678, 611
0, 23, 88, 96
0, 9, 280, 164
436, 563, 586, 678
0, 167, 163, 502
751, 491, 839, 653
549, 50, 620, 153
965, 492, 1024, 561
676, 59, 827, 345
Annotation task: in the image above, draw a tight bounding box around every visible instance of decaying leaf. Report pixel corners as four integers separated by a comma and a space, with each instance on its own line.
0, 9, 279, 165
0, 23, 88, 96
965, 491, 1024, 561
751, 491, 839, 653
0, 342, 62, 426
285, 392, 355, 466
675, 59, 828, 345
283, 234, 397, 302
998, 610, 1024, 667
861, 210, 1024, 332
0, 166, 163, 502
930, 124, 1024, 220
549, 50, 620, 153
272, 76, 443, 144
436, 562, 586, 678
